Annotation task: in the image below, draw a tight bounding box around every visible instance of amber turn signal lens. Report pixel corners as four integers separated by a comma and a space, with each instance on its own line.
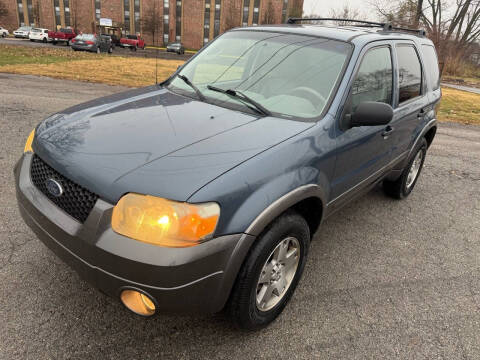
120, 289, 156, 316
111, 193, 220, 248
24, 129, 35, 153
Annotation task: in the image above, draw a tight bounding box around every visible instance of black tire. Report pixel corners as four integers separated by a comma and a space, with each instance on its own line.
42, 38, 47, 43
66, 40, 70, 46
1, 33, 6, 38
227, 210, 310, 329
383, 138, 428, 199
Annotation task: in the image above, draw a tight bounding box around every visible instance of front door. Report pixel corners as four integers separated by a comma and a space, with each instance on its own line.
331, 44, 395, 203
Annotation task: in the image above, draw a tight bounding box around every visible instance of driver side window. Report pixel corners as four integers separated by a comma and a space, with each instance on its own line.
351, 47, 393, 112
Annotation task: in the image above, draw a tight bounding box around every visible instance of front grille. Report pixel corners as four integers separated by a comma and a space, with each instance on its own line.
30, 154, 99, 223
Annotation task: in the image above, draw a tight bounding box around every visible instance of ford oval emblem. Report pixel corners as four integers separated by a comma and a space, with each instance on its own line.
45, 178, 63, 197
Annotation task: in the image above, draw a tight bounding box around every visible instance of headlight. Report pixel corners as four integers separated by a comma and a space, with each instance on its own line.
24, 129, 35, 153
111, 193, 220, 248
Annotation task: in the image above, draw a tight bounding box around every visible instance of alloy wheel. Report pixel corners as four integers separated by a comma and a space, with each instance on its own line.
256, 237, 300, 311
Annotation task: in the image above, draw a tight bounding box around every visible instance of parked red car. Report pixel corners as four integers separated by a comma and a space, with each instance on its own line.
120, 34, 145, 51
49, 28, 77, 45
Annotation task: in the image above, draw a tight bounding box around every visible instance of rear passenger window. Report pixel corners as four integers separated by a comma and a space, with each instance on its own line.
421, 45, 440, 90
351, 47, 393, 111
397, 45, 422, 103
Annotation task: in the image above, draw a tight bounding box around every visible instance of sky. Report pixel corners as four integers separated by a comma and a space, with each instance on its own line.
303, 0, 377, 20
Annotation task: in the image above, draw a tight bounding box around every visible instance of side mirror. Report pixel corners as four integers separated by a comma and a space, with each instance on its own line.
349, 101, 393, 127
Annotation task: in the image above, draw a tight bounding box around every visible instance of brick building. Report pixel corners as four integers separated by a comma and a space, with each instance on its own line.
0, 0, 303, 49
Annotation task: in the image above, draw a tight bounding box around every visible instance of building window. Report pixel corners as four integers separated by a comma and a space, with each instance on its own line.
252, 0, 260, 25
134, 0, 140, 34
64, 0, 70, 27
163, 33, 169, 43
176, 0, 182, 42
53, 0, 61, 27
281, 0, 288, 23
95, 0, 101, 20
124, 0, 130, 33
17, 0, 25, 26
214, 0, 221, 37
203, 0, 212, 45
242, 4, 249, 25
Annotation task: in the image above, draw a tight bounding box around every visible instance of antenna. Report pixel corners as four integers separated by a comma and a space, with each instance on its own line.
155, 0, 158, 85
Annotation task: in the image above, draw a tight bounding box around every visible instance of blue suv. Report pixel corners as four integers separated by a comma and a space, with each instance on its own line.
15, 19, 440, 329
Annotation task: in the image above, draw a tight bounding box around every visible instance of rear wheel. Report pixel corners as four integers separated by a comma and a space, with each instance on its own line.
384, 138, 427, 199
1, 33, 6, 38
42, 37, 47, 43
227, 211, 310, 329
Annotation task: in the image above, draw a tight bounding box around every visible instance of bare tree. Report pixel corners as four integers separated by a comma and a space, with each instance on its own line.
70, 0, 80, 32
0, 2, 9, 22
262, 1, 277, 24
374, 0, 480, 75
330, 5, 366, 24
32, 1, 41, 27
288, 0, 303, 18
224, 3, 240, 31
140, 1, 161, 46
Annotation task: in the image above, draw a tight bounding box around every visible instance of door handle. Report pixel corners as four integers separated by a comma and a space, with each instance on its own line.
382, 125, 394, 139
417, 108, 425, 118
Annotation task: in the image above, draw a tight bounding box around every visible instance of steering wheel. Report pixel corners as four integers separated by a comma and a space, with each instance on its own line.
287, 86, 327, 109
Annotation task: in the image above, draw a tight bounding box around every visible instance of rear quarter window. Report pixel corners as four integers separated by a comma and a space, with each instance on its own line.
396, 45, 423, 104
421, 45, 440, 90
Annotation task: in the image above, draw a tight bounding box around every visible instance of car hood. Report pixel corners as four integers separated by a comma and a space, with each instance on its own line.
33, 86, 313, 204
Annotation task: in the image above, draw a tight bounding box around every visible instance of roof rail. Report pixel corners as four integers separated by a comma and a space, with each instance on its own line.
286, 17, 393, 31
286, 17, 426, 36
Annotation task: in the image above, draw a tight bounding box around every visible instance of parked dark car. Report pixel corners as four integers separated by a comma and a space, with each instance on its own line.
71, 34, 113, 53
103, 33, 121, 48
16, 19, 440, 329
166, 42, 185, 54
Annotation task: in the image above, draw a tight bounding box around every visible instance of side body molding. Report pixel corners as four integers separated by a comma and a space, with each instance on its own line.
245, 184, 327, 237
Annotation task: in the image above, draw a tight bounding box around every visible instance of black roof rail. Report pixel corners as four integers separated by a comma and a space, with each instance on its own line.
286, 17, 393, 31
286, 17, 426, 36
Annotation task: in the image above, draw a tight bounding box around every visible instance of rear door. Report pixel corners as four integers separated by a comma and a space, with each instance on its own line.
332, 42, 395, 202
389, 42, 430, 161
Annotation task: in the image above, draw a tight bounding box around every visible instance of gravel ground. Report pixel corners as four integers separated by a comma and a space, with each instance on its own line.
1, 73, 480, 360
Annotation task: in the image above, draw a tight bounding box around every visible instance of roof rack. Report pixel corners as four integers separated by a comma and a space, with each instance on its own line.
286, 17, 426, 36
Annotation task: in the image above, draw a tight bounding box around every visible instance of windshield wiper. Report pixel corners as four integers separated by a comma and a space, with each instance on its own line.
206, 85, 271, 116
177, 74, 205, 101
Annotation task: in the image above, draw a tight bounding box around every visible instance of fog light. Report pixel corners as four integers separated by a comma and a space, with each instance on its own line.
120, 289, 156, 316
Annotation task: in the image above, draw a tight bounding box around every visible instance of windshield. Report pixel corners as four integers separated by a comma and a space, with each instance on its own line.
75, 34, 95, 41
166, 31, 351, 119
127, 35, 137, 39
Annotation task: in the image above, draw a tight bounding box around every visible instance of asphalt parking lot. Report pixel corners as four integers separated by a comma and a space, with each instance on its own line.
0, 37, 193, 60
1, 73, 480, 359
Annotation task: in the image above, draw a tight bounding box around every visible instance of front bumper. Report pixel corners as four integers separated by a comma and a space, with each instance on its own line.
14, 153, 254, 314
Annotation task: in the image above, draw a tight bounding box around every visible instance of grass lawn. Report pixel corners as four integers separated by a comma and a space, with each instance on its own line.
438, 88, 480, 125
0, 44, 479, 124
0, 45, 183, 87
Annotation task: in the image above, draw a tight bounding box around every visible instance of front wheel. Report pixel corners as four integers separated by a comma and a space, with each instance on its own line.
1, 33, 6, 38
227, 211, 310, 329
384, 138, 427, 199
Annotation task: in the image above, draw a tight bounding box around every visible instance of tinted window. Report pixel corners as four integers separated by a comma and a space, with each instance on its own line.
421, 45, 440, 90
397, 45, 422, 103
351, 47, 393, 111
